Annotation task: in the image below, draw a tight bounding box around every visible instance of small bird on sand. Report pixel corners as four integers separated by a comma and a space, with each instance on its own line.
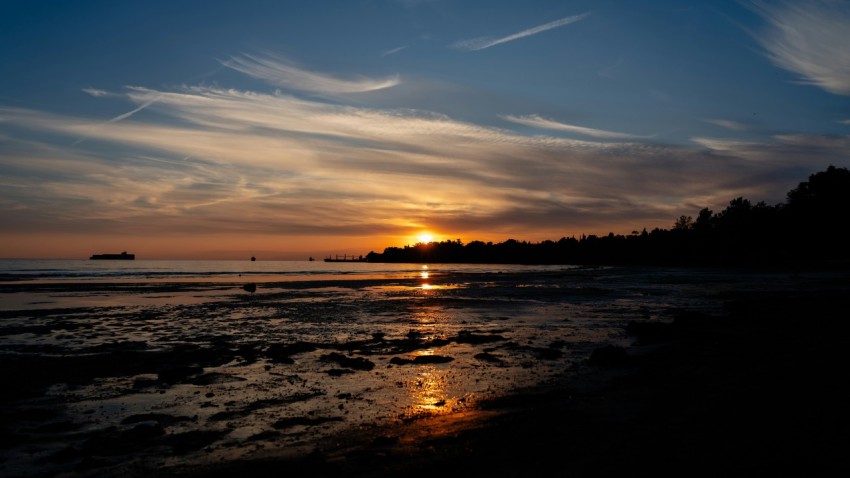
242, 282, 257, 294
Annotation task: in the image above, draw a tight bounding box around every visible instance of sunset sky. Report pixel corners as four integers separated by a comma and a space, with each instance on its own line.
2, 0, 849, 260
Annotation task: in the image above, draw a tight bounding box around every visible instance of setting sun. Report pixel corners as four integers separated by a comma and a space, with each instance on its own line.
417, 233, 434, 244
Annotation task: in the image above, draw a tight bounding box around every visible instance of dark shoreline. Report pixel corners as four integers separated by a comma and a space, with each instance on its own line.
175, 279, 850, 478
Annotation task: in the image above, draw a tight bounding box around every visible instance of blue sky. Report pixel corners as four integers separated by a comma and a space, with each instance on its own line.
1, 0, 849, 259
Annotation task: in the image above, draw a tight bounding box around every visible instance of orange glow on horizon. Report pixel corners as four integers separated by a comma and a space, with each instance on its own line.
3, 224, 669, 260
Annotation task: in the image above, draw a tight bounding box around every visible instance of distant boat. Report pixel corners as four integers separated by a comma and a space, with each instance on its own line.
324, 254, 368, 262
90, 251, 135, 260
251, 256, 256, 261
308, 257, 315, 261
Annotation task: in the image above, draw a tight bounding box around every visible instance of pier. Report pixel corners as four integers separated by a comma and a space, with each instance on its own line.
324, 254, 368, 262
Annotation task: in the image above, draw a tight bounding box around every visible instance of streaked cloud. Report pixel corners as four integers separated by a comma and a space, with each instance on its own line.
105, 94, 160, 124
703, 119, 750, 131
72, 91, 161, 145
774, 133, 850, 150
691, 137, 765, 155
381, 46, 408, 57
597, 57, 624, 79
693, 133, 850, 165
452, 12, 590, 51
502, 114, 647, 139
750, 0, 850, 96
82, 88, 112, 97
221, 52, 400, 94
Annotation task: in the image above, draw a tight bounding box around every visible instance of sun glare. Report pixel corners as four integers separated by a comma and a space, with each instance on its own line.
417, 233, 434, 244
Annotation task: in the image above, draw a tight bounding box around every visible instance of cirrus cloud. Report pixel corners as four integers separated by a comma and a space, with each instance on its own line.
452, 12, 590, 51
221, 52, 400, 95
501, 114, 650, 140
750, 0, 850, 96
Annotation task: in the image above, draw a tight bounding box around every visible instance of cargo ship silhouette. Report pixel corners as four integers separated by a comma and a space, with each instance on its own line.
89, 251, 135, 260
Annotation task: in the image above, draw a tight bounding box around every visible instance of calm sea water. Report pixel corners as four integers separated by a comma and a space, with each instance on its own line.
0, 259, 576, 282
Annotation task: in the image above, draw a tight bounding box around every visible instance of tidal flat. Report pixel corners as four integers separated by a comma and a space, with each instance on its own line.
2, 266, 847, 477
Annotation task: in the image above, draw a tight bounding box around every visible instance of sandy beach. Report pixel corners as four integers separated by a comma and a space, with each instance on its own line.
2, 265, 849, 477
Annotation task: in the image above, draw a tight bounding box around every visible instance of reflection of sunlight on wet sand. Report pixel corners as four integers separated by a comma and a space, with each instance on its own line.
370, 281, 457, 291
405, 359, 455, 417
420, 265, 432, 289
412, 306, 449, 326
412, 367, 448, 412
399, 305, 465, 418
418, 283, 461, 291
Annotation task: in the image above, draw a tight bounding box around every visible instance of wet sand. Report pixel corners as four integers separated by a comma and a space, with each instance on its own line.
2, 267, 849, 477
181, 275, 850, 478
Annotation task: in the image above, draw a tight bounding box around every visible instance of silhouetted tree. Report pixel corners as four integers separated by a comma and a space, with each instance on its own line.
673, 215, 693, 230
365, 166, 849, 268
783, 165, 850, 260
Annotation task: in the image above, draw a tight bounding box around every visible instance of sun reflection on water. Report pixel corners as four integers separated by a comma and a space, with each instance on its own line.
408, 362, 451, 415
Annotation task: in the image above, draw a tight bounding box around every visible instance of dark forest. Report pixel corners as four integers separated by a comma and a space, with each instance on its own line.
367, 165, 850, 267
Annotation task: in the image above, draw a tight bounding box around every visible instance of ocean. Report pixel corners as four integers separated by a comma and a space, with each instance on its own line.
0, 259, 572, 283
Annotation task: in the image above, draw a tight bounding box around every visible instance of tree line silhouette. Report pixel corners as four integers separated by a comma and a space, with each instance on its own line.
366, 165, 850, 267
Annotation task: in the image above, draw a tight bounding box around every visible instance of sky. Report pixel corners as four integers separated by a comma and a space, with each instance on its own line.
1, 0, 849, 260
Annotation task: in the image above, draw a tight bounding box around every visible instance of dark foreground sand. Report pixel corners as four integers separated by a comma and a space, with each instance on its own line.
3, 268, 849, 477
176, 274, 850, 477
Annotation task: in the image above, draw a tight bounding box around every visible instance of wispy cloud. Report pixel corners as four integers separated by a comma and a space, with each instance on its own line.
221, 52, 400, 94
597, 57, 624, 79
693, 133, 850, 165
82, 88, 113, 97
502, 114, 646, 140
381, 46, 408, 57
691, 137, 764, 154
749, 0, 850, 96
453, 12, 590, 51
105, 92, 160, 124
703, 118, 750, 131
72, 90, 161, 145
